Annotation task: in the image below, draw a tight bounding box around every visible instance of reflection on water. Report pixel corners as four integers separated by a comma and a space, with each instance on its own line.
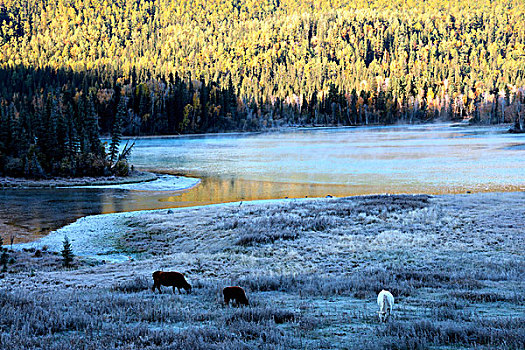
0, 187, 191, 243
2, 124, 524, 243
158, 173, 524, 208
3, 176, 523, 244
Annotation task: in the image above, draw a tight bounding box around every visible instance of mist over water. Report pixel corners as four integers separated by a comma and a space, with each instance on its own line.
131, 124, 525, 191
2, 124, 524, 242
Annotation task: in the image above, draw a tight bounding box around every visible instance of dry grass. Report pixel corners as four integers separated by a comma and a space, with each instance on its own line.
1, 193, 524, 349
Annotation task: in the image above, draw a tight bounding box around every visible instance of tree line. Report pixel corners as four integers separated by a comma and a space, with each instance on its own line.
1, 0, 525, 177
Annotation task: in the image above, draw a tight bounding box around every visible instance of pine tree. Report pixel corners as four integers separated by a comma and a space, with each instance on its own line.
1, 252, 7, 273
109, 96, 126, 164
61, 235, 74, 268
349, 89, 358, 125
84, 92, 102, 156
0, 238, 8, 272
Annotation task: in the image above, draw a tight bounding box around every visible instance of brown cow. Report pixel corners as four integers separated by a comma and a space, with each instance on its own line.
223, 286, 249, 306
152, 271, 192, 294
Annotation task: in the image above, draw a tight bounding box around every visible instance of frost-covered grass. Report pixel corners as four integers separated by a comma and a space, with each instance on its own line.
68, 174, 200, 191
1, 193, 524, 349
0, 170, 157, 189
0, 287, 302, 349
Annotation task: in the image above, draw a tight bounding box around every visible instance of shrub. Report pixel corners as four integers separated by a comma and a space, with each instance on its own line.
225, 307, 296, 325
57, 158, 74, 177
112, 276, 150, 293
236, 228, 298, 246
452, 291, 508, 303
4, 157, 24, 177
113, 159, 130, 176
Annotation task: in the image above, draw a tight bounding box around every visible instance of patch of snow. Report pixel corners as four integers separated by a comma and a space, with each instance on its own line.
13, 211, 143, 263
65, 174, 200, 191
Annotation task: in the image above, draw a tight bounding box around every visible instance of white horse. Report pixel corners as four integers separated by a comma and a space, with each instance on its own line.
377, 290, 394, 322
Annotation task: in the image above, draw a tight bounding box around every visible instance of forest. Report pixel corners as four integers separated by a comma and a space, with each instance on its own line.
1, 0, 525, 177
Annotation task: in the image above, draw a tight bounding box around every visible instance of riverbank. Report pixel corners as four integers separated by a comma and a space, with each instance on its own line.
0, 172, 201, 245
1, 192, 524, 349
0, 171, 158, 189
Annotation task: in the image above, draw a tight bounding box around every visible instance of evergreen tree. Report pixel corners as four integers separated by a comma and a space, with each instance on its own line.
349, 89, 358, 125
1, 252, 7, 273
61, 235, 74, 268
0, 242, 8, 273
109, 96, 126, 164
0, 0, 524, 179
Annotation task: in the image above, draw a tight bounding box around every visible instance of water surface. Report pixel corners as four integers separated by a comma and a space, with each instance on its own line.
131, 124, 524, 190
2, 124, 524, 243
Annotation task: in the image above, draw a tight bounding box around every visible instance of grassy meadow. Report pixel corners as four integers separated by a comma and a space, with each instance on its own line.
1, 193, 524, 349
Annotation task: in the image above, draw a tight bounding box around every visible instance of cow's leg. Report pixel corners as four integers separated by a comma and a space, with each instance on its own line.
173, 286, 176, 293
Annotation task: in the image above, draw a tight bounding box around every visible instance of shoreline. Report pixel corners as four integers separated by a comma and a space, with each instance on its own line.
11, 197, 315, 261
0, 172, 202, 244
111, 122, 514, 140
12, 191, 525, 262
118, 121, 515, 137
0, 170, 158, 189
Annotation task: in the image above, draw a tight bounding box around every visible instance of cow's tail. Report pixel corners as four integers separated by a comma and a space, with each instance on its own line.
383, 294, 394, 314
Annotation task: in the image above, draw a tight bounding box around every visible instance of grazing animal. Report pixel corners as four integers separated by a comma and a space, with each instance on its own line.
152, 271, 192, 294
223, 286, 249, 306
377, 290, 394, 322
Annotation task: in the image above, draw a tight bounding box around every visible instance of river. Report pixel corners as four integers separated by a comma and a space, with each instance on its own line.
1, 124, 524, 243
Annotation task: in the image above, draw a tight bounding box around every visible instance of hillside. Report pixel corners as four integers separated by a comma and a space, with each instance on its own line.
1, 0, 525, 177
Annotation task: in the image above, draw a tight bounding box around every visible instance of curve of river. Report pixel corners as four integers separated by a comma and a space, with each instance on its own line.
2, 124, 524, 243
